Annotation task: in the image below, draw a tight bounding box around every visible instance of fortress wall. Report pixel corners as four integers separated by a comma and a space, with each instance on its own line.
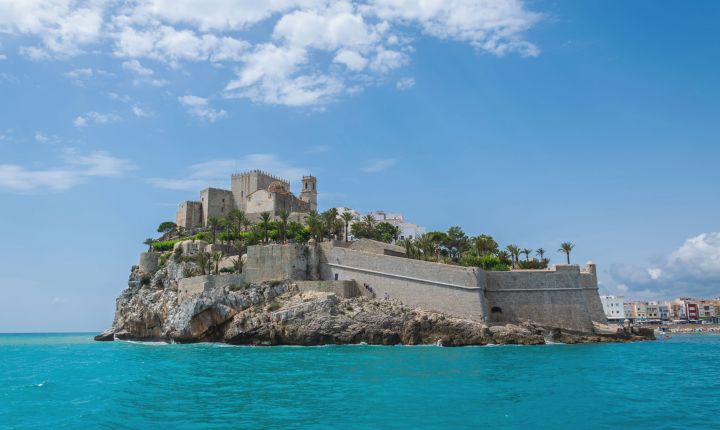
139, 252, 161, 273
580, 264, 608, 324
178, 274, 245, 302
176, 201, 203, 229
244, 244, 309, 284
200, 188, 233, 224
318, 244, 487, 321
485, 266, 597, 332
295, 280, 360, 298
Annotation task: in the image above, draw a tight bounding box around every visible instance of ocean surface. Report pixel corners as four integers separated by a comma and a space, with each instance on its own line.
1, 334, 718, 429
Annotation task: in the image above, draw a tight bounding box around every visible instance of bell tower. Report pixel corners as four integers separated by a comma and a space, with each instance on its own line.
300, 175, 317, 211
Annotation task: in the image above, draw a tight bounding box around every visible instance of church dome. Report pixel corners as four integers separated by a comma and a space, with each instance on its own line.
267, 180, 288, 194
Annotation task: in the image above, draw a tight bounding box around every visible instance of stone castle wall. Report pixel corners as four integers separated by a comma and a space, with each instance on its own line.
243, 244, 309, 284
176, 201, 202, 229
484, 265, 605, 332
163, 241, 606, 332
318, 243, 487, 321
200, 188, 233, 223
178, 274, 246, 302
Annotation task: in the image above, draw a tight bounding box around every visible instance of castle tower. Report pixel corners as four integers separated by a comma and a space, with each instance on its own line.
300, 175, 317, 211
231, 170, 289, 211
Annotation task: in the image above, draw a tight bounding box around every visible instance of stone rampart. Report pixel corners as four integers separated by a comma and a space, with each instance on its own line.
318, 243, 487, 321
244, 244, 309, 284
295, 280, 360, 298
178, 274, 245, 302
139, 252, 160, 273
484, 265, 605, 332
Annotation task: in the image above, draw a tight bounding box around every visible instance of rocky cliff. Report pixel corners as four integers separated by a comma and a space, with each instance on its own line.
96, 265, 653, 346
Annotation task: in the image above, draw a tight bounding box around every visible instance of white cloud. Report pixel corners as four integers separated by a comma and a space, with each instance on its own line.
122, 59, 153, 76
178, 95, 227, 122
1, 0, 542, 106
114, 25, 249, 63
361, 158, 397, 173
121, 59, 168, 86
607, 232, 720, 299
64, 67, 114, 86
396, 76, 415, 90
51, 297, 68, 305
132, 105, 152, 117
34, 131, 60, 144
0, 53, 6, 60
333, 49, 368, 71
150, 153, 308, 191
365, 0, 542, 57
0, 150, 135, 193
0, 0, 105, 58
74, 111, 121, 128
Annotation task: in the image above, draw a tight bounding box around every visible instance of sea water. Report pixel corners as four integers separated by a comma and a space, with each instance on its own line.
1, 334, 718, 429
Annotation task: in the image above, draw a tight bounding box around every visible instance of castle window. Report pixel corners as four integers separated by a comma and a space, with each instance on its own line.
334, 273, 339, 281
491, 306, 502, 314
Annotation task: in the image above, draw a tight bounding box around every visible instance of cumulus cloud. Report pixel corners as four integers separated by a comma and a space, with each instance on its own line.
0, 0, 105, 59
361, 158, 397, 173
396, 76, 415, 90
74, 111, 121, 127
121, 59, 168, 86
605, 232, 720, 299
149, 153, 309, 191
0, 149, 135, 193
1, 0, 542, 106
178, 95, 227, 122
132, 105, 152, 117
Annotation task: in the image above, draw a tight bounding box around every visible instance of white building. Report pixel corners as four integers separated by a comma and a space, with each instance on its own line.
600, 295, 626, 322
368, 210, 426, 241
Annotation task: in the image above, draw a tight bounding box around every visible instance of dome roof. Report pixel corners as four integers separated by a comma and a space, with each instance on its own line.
267, 180, 288, 194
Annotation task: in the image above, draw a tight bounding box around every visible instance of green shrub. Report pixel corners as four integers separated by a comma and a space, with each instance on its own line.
151, 239, 181, 252
140, 274, 152, 286
219, 267, 234, 273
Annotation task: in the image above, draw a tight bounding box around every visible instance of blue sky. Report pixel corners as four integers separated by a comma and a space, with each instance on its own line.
1, 0, 719, 332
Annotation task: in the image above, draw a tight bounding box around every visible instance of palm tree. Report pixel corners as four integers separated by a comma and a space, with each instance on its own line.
211, 251, 223, 274
228, 209, 246, 234
305, 210, 322, 242
396, 238, 415, 258
521, 248, 532, 262
322, 208, 339, 241
278, 210, 290, 243
505, 244, 521, 267
208, 217, 222, 244
340, 212, 354, 242
363, 214, 376, 230
259, 212, 272, 243
143, 238, 154, 252
558, 242, 575, 264
536, 248, 546, 260
195, 251, 210, 275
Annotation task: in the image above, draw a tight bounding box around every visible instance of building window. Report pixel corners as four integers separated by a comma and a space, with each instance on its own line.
334, 273, 339, 281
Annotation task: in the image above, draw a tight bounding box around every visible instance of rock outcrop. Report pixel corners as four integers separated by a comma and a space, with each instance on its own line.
96, 266, 653, 345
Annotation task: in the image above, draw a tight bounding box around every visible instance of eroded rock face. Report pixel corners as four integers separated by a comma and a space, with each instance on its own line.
96, 268, 653, 345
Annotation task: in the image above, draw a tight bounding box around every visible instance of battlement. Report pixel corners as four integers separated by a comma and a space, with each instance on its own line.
232, 169, 289, 184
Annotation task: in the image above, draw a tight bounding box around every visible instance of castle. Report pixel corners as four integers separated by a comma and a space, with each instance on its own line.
159, 169, 609, 334
176, 170, 317, 229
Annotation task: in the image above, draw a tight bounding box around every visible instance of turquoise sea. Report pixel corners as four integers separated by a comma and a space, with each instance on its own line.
1, 334, 718, 429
